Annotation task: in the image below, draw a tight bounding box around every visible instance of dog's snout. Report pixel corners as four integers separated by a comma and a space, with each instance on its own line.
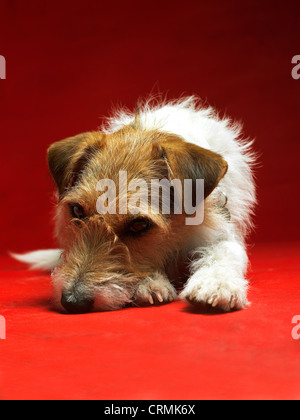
61, 293, 94, 314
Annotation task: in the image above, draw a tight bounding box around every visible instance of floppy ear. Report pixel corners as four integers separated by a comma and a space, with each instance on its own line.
47, 132, 104, 197
160, 136, 228, 199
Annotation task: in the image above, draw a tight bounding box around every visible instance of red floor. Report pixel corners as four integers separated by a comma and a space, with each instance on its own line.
0, 241, 299, 400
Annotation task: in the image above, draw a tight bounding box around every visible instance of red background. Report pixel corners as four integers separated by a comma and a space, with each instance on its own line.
1, 0, 300, 252
0, 0, 300, 400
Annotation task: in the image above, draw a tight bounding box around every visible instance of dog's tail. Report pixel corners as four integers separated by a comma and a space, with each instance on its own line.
11, 249, 62, 270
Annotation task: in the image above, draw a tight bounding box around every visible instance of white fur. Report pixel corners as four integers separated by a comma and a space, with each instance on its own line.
180, 234, 249, 310
14, 97, 256, 311
104, 96, 256, 237
104, 97, 256, 310
12, 249, 62, 270
134, 272, 177, 306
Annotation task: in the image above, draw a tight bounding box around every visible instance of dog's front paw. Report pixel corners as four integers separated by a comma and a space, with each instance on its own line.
134, 273, 177, 306
180, 268, 249, 311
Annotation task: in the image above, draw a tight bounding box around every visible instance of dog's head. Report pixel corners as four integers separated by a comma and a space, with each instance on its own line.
47, 126, 227, 313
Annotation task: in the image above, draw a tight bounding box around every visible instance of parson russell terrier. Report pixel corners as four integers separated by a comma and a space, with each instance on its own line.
14, 97, 256, 314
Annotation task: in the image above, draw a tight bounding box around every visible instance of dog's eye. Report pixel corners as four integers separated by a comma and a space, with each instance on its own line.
129, 217, 152, 234
70, 203, 85, 220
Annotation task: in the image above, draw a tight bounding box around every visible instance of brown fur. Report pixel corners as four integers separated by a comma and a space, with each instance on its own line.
48, 126, 227, 312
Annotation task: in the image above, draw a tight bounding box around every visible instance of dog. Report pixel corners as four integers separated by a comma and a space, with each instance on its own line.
14, 97, 256, 313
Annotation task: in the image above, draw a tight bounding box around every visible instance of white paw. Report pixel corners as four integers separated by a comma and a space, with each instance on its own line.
134, 273, 177, 306
180, 268, 249, 311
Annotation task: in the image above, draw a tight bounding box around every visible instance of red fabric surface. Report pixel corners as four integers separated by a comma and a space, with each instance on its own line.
1, 0, 300, 400
0, 242, 300, 400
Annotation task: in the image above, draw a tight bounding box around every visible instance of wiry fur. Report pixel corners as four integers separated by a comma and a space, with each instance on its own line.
14, 96, 256, 313
104, 96, 256, 238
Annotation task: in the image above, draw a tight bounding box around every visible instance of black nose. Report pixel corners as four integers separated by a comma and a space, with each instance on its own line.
61, 294, 94, 314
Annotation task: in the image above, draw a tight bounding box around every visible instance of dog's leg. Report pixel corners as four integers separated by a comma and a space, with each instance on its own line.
180, 237, 249, 311
134, 272, 177, 306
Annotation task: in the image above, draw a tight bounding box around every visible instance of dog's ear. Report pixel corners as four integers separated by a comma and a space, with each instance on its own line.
47, 132, 104, 197
160, 136, 228, 198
